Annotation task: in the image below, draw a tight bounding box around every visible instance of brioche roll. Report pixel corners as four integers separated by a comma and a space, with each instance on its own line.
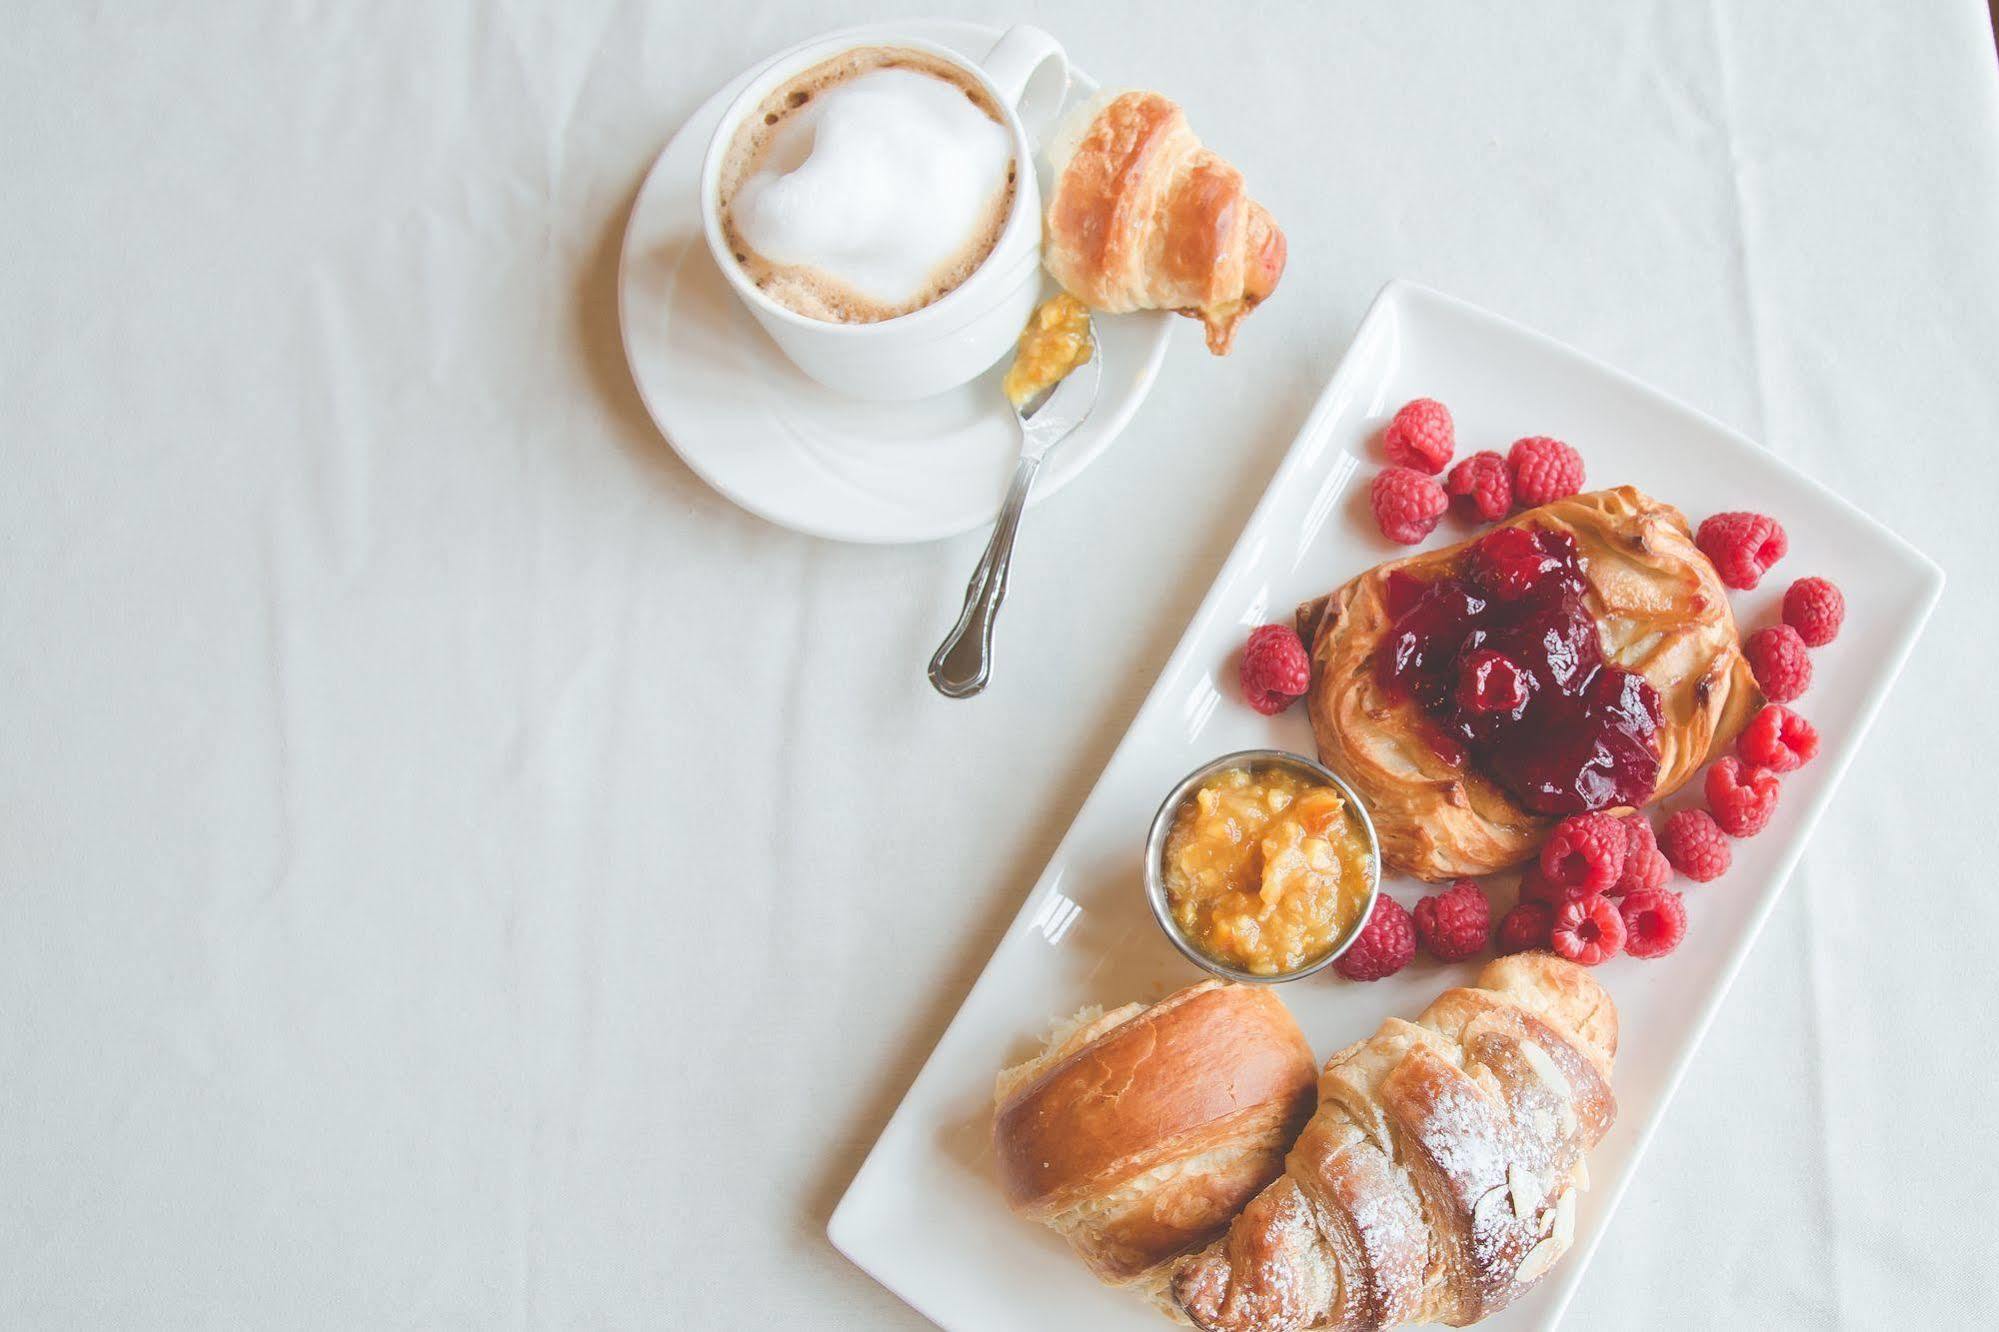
993, 980, 1318, 1286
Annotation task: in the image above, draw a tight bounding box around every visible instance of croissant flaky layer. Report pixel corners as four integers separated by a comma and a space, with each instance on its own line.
1296, 487, 1761, 882
1043, 91, 1285, 354
1170, 954, 1619, 1332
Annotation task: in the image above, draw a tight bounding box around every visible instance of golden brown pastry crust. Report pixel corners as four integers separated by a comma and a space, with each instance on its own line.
993, 981, 1318, 1285
1043, 91, 1285, 354
1296, 487, 1759, 882
1170, 955, 1618, 1332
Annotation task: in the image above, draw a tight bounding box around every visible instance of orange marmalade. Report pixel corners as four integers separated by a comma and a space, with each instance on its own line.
1002, 293, 1093, 408
1162, 765, 1374, 976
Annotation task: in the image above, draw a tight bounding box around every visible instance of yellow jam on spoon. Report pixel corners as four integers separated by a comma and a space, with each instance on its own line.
1002, 293, 1094, 408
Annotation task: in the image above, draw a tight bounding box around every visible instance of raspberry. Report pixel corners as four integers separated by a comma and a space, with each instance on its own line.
1551, 895, 1626, 966
1620, 848, 1671, 897
1466, 526, 1559, 601
1611, 815, 1672, 896
1738, 704, 1819, 773
1239, 624, 1311, 716
1496, 900, 1555, 954
1782, 576, 1845, 647
1539, 811, 1627, 894
1622, 813, 1658, 866
1370, 467, 1449, 545
1382, 398, 1455, 473
1414, 880, 1492, 962
1619, 889, 1688, 959
1705, 756, 1780, 837
1518, 860, 1593, 909
1695, 511, 1788, 590
1661, 809, 1731, 882
1745, 624, 1813, 703
1506, 436, 1585, 509
1457, 649, 1530, 715
1334, 894, 1417, 981
1445, 450, 1512, 522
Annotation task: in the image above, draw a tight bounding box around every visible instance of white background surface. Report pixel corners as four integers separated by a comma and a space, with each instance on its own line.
3, 3, 1996, 1329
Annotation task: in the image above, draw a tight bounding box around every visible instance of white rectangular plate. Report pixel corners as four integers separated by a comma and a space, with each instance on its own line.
829, 280, 1942, 1331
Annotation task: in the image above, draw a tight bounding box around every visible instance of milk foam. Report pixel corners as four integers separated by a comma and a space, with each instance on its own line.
729, 67, 1012, 311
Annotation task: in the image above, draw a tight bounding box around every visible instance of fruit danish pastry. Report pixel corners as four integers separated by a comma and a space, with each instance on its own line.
1297, 487, 1758, 882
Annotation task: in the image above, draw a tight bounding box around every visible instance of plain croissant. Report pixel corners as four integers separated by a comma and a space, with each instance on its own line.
992, 980, 1318, 1287
1170, 954, 1618, 1331
1043, 91, 1286, 354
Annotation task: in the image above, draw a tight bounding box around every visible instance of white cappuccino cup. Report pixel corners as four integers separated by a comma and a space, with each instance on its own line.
701, 25, 1067, 402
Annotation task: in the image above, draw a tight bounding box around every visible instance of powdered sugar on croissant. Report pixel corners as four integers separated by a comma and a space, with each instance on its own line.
1170, 954, 1619, 1331
1043, 91, 1285, 354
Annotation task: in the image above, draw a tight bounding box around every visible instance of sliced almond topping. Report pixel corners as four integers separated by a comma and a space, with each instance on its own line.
1509, 1163, 1546, 1219
1553, 1187, 1578, 1248
1515, 1236, 1563, 1285
1518, 1040, 1573, 1098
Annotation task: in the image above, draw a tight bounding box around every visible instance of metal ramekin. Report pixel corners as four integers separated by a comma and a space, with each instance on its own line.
1144, 749, 1382, 985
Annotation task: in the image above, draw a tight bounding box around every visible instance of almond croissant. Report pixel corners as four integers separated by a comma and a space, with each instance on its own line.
1043, 91, 1285, 354
1169, 954, 1618, 1331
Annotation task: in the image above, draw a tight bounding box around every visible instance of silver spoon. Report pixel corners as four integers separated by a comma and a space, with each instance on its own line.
928, 318, 1102, 698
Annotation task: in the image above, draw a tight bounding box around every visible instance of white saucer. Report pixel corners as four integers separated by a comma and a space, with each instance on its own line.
617, 20, 1173, 545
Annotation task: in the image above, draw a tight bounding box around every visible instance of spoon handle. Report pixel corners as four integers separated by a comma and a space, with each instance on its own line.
928, 451, 1044, 698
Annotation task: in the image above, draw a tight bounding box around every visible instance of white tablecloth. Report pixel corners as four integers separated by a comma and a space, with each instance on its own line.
4, 2, 1997, 1327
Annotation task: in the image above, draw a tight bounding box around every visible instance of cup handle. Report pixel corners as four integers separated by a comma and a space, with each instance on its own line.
980, 24, 1067, 141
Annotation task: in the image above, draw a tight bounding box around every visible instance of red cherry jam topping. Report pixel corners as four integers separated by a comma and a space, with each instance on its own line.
1378, 526, 1662, 815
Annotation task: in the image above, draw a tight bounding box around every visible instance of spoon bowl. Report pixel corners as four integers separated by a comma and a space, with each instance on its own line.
928, 313, 1102, 698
